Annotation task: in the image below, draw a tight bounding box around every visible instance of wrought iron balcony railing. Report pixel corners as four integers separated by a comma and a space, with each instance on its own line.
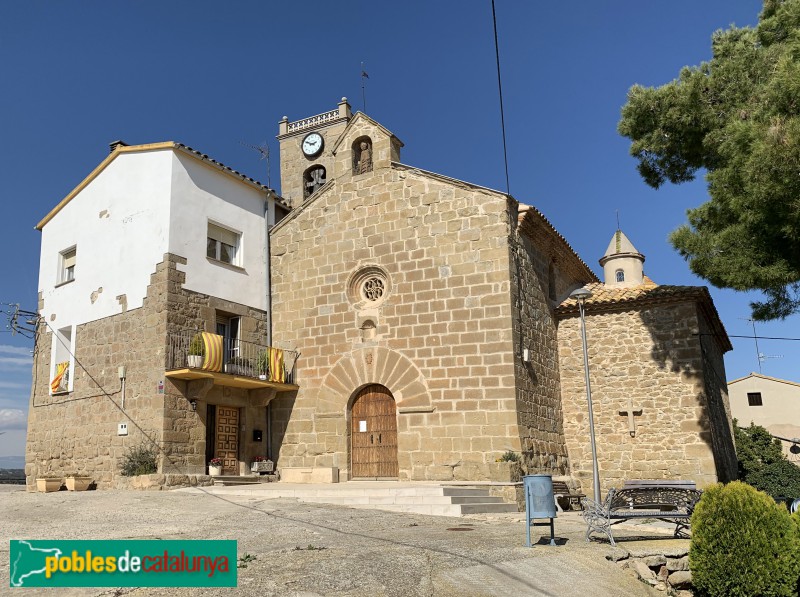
166, 330, 297, 385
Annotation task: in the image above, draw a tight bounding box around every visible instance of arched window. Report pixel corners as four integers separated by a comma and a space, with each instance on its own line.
303, 165, 326, 198
352, 136, 373, 175
615, 269, 625, 283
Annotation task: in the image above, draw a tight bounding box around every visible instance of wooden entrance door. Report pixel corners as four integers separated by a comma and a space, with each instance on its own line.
351, 385, 398, 478
215, 406, 239, 475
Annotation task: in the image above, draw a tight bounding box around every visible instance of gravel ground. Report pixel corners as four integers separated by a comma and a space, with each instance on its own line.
0, 485, 663, 597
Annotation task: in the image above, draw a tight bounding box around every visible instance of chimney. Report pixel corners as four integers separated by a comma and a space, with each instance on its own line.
109, 140, 129, 154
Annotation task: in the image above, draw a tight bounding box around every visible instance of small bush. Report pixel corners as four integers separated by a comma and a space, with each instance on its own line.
120, 442, 158, 476
498, 451, 520, 463
735, 423, 800, 500
689, 481, 800, 597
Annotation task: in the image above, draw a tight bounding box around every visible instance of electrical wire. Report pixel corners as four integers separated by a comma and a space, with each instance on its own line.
491, 0, 511, 196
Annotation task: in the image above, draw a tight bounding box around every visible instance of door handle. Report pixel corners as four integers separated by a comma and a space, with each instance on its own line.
370, 434, 374, 444
378, 433, 382, 444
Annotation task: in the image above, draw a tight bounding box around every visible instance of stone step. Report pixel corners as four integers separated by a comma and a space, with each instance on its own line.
212, 476, 265, 486
178, 483, 521, 517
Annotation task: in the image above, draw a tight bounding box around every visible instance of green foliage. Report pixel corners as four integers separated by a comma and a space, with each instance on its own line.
499, 451, 520, 462
237, 553, 256, 569
618, 0, 800, 319
689, 481, 800, 596
189, 334, 205, 356
120, 442, 158, 477
735, 422, 800, 499
257, 351, 268, 375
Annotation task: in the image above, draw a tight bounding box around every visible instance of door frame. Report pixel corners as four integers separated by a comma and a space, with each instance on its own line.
348, 384, 399, 480
213, 404, 241, 475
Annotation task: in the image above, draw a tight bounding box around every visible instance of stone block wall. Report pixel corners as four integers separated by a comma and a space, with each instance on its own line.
26, 256, 174, 489
697, 308, 737, 482
270, 157, 528, 481
557, 301, 724, 496
26, 253, 273, 488
508, 203, 578, 475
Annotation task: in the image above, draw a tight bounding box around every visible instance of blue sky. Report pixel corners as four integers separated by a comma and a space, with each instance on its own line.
1, 0, 793, 461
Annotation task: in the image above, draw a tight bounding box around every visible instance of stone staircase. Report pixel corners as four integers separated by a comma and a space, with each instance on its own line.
212, 475, 275, 487
187, 482, 520, 517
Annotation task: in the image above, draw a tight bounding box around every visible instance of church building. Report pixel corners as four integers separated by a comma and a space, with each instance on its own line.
267, 100, 737, 493
25, 98, 737, 496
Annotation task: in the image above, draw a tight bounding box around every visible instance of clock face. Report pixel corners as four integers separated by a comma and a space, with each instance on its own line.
302, 132, 324, 157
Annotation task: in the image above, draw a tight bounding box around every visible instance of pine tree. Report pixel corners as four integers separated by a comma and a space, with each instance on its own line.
619, 0, 800, 319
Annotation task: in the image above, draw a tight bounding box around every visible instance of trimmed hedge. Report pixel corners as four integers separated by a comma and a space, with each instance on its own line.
689, 481, 800, 597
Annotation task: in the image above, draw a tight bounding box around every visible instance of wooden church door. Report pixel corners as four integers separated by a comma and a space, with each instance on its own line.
350, 385, 398, 479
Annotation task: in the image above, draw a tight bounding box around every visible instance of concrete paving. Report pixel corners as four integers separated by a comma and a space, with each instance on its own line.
0, 484, 678, 596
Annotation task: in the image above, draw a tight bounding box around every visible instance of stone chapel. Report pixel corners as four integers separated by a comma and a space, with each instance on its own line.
268, 99, 737, 494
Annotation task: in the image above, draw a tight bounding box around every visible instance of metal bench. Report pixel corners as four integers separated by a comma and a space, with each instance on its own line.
581, 484, 702, 546
552, 480, 585, 511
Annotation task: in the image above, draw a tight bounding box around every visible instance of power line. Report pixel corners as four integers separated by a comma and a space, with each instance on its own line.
491, 0, 510, 197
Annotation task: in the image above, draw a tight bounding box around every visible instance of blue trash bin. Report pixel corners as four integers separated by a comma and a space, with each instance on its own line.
524, 474, 556, 547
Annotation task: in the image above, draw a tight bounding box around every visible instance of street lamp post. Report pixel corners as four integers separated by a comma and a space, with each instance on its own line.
570, 287, 601, 503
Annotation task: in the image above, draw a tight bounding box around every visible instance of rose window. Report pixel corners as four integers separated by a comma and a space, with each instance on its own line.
362, 277, 384, 301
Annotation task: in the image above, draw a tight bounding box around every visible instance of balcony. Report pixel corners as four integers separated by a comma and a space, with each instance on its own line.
165, 331, 298, 391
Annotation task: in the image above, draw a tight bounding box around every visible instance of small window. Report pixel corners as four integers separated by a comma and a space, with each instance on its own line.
207, 223, 240, 266
747, 392, 763, 406
58, 247, 77, 284
615, 269, 625, 283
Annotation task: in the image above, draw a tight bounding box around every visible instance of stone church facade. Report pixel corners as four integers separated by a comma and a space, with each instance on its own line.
25, 99, 737, 495
268, 101, 737, 493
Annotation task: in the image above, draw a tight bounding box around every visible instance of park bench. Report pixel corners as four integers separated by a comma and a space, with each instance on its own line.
552, 480, 585, 512
581, 481, 702, 546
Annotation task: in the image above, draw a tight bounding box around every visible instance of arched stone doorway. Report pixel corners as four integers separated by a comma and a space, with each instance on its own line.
350, 385, 398, 479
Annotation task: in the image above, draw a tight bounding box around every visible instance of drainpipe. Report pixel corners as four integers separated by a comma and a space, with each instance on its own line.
264, 191, 275, 347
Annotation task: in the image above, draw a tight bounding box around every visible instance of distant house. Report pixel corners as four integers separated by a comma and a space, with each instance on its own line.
729, 373, 800, 463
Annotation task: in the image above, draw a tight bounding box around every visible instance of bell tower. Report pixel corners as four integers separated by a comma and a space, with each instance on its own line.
276, 98, 352, 207
599, 229, 646, 288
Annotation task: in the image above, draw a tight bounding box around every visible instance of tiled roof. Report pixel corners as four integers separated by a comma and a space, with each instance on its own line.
556, 280, 732, 352
517, 204, 598, 283
172, 143, 290, 208
728, 372, 800, 388
558, 280, 705, 311
36, 141, 289, 230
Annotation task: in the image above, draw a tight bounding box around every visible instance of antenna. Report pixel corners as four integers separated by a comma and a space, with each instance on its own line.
739, 317, 762, 373
361, 62, 369, 113
616, 210, 621, 231
240, 141, 271, 189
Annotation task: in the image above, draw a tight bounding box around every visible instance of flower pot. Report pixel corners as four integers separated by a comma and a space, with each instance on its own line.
65, 476, 92, 491
251, 460, 274, 473
209, 465, 222, 477
36, 478, 62, 492
188, 355, 203, 368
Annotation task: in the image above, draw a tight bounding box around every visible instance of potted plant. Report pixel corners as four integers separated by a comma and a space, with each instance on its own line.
36, 477, 63, 492
250, 456, 273, 473
257, 351, 269, 380
188, 334, 205, 368
65, 475, 93, 491
225, 356, 251, 376
209, 457, 223, 477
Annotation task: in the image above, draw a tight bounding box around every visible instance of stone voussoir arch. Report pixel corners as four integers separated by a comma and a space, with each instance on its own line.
318, 347, 431, 414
